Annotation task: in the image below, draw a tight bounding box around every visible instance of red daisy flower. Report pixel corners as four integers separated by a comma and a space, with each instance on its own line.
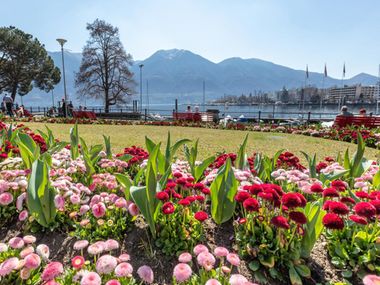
322, 213, 344, 230
194, 211, 208, 222
243, 198, 260, 212
271, 215, 290, 229
235, 191, 251, 203
162, 202, 175, 215
322, 187, 339, 198
282, 193, 302, 208
349, 215, 368, 225
331, 180, 346, 192
289, 211, 307, 224
354, 202, 376, 219
310, 183, 324, 193
327, 201, 350, 215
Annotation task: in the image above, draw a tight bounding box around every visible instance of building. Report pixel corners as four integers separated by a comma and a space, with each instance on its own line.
327, 84, 378, 103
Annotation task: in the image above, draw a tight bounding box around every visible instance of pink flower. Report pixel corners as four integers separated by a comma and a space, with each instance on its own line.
363, 275, 380, 285
41, 262, 64, 281
20, 268, 31, 280
128, 203, 139, 216
214, 247, 229, 257
115, 198, 127, 208
54, 195, 65, 209
24, 253, 41, 269
0, 257, 19, 276
23, 235, 36, 244
105, 280, 121, 285
105, 239, 119, 251
173, 263, 192, 282
8, 237, 25, 249
72, 256, 85, 269
178, 252, 192, 263
114, 262, 133, 277
92, 202, 106, 218
88, 241, 106, 255
197, 251, 216, 271
20, 246, 34, 258
137, 265, 154, 283
16, 193, 26, 211
79, 205, 90, 215
19, 210, 28, 221
229, 274, 248, 285
36, 244, 50, 261
118, 253, 131, 262
226, 253, 240, 266
221, 265, 231, 274
81, 271, 101, 285
0, 243, 8, 252
70, 194, 81, 204
96, 255, 118, 274
0, 192, 13, 205
74, 240, 89, 251
205, 279, 221, 285
193, 244, 209, 256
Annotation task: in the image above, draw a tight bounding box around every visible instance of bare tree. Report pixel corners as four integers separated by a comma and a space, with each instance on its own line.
76, 19, 135, 113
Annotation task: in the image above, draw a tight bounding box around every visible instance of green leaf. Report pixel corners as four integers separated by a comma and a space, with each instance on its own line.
115, 174, 133, 200
248, 260, 260, 271
289, 266, 303, 285
70, 123, 79, 159
16, 133, 40, 169
27, 159, 56, 228
103, 135, 112, 159
210, 158, 239, 224
295, 264, 311, 278
194, 155, 215, 182
372, 170, 380, 189
259, 255, 275, 268
236, 134, 249, 170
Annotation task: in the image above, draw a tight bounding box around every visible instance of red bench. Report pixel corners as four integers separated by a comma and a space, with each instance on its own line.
173, 112, 202, 122
72, 111, 97, 120
333, 115, 380, 128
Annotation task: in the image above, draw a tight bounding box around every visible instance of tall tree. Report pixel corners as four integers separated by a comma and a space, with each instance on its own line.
76, 19, 135, 113
0, 26, 61, 100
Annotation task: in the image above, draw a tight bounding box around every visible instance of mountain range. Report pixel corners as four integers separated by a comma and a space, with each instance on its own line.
23, 49, 378, 107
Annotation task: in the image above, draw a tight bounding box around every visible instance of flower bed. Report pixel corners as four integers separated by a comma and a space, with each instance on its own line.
0, 122, 380, 284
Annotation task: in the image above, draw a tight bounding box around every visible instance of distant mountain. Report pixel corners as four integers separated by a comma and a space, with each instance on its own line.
19, 49, 379, 106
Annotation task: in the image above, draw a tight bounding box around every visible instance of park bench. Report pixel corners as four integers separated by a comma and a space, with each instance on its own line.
333, 115, 380, 128
172, 112, 214, 123
72, 110, 97, 120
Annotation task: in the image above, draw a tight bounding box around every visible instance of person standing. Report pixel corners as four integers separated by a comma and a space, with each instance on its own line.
3, 94, 14, 117
61, 98, 66, 117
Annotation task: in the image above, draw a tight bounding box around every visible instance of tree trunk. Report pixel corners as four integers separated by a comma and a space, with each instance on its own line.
11, 84, 17, 101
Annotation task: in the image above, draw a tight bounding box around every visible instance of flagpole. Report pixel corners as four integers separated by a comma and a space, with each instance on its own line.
303, 64, 308, 118
320, 64, 326, 114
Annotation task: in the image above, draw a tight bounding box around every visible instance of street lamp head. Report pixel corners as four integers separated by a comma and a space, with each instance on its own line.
56, 38, 67, 47
139, 64, 144, 68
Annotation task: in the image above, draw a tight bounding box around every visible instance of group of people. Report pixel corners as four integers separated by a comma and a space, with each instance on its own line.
340, 106, 372, 117
1, 94, 28, 117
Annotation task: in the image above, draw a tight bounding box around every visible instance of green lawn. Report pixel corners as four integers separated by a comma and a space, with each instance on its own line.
25, 122, 378, 160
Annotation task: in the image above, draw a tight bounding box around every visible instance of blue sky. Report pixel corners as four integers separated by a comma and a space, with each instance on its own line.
1, 0, 380, 78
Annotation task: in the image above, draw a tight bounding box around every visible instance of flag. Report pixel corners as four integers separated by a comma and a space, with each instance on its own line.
306, 64, 309, 79
343, 63, 346, 78
324, 64, 327, 77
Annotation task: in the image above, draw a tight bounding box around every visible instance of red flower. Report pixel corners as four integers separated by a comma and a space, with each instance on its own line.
186, 177, 195, 183
173, 172, 183, 178
195, 195, 205, 202
354, 202, 376, 219
166, 182, 177, 188
162, 202, 175, 215
249, 184, 263, 195
340, 197, 355, 205
238, 218, 247, 224
331, 180, 346, 192
194, 211, 208, 222
370, 200, 380, 214
355, 191, 369, 199
349, 215, 368, 225
327, 201, 350, 215
310, 183, 324, 193
295, 193, 307, 207
243, 198, 260, 212
322, 188, 339, 198
156, 191, 169, 201
369, 191, 380, 200
201, 188, 211, 195
282, 193, 303, 208
316, 162, 328, 173
176, 178, 187, 185
271, 216, 290, 229
289, 211, 307, 224
179, 199, 191, 206
194, 183, 204, 190
235, 191, 251, 203
322, 213, 344, 230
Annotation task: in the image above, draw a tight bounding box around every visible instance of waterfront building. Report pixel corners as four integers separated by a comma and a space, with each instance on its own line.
326, 84, 377, 103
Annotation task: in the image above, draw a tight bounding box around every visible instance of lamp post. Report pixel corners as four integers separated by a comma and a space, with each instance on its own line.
56, 38, 68, 117
139, 64, 144, 112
